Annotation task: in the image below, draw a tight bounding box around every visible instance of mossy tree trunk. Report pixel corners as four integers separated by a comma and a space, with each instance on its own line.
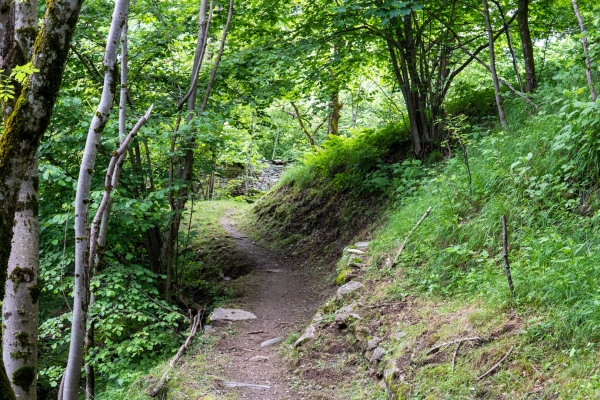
63, 1, 129, 398
2, 0, 39, 397
0, 1, 83, 399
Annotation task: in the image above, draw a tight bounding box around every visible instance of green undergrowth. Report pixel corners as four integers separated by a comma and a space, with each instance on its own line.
262, 92, 600, 396
251, 123, 413, 257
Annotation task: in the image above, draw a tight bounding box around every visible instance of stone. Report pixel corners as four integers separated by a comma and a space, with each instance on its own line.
345, 248, 366, 255
203, 325, 212, 332
392, 331, 407, 340
371, 347, 386, 362
335, 303, 361, 327
261, 337, 283, 347
368, 336, 382, 350
355, 241, 370, 249
337, 281, 363, 297
209, 308, 257, 322
294, 324, 318, 348
223, 381, 271, 389
249, 356, 269, 362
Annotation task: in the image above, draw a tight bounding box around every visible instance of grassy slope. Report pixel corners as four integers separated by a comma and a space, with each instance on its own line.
253, 101, 600, 398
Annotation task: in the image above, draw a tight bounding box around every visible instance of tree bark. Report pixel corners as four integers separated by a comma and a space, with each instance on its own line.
518, 0, 536, 92
571, 0, 597, 102
2, 158, 39, 400
165, 0, 210, 303
1, 0, 39, 397
328, 93, 343, 136
483, 0, 508, 128
63, 1, 129, 398
201, 0, 234, 111
0, 1, 83, 398
491, 0, 523, 92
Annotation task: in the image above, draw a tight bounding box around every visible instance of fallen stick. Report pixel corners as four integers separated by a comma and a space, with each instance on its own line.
246, 330, 264, 335
392, 207, 432, 266
502, 215, 515, 296
452, 341, 463, 371
148, 313, 203, 397
477, 346, 514, 380
427, 336, 483, 355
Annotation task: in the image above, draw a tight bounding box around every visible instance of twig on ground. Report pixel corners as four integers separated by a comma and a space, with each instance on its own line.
427, 336, 483, 355
246, 330, 264, 335
452, 341, 463, 371
392, 207, 432, 266
477, 346, 514, 380
148, 312, 203, 397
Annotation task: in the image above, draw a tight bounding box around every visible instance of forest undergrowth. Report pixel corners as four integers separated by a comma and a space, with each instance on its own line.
244, 84, 600, 397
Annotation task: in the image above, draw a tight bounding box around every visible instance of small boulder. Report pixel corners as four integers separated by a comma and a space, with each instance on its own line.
294, 324, 318, 348
335, 303, 361, 328
392, 331, 407, 340
337, 281, 363, 297
345, 248, 366, 255
260, 337, 283, 347
371, 347, 386, 362
368, 336, 382, 350
249, 356, 269, 362
209, 308, 257, 323
355, 241, 370, 249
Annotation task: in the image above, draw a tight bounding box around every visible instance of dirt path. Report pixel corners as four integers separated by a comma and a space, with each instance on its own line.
204, 210, 331, 399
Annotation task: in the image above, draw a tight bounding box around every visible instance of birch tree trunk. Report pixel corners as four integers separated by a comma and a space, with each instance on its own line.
1, 0, 39, 398
2, 158, 39, 400
572, 0, 597, 102
483, 0, 507, 128
0, 1, 81, 398
62, 1, 129, 398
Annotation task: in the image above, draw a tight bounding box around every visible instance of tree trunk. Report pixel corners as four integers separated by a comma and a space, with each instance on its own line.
63, 1, 128, 398
0, 1, 82, 398
2, 158, 39, 400
572, 0, 597, 102
2, 0, 39, 397
201, 0, 234, 111
328, 93, 342, 136
492, 0, 523, 92
518, 0, 536, 93
483, 0, 508, 128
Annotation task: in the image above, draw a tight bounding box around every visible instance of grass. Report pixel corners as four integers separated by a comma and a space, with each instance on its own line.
254, 86, 600, 397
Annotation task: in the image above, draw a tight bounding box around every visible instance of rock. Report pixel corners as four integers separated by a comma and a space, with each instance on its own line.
203, 325, 212, 332
355, 241, 370, 249
392, 331, 407, 340
368, 336, 382, 350
345, 248, 366, 255
260, 337, 283, 347
337, 281, 363, 297
335, 303, 361, 327
249, 356, 269, 362
294, 324, 318, 348
209, 308, 257, 322
371, 347, 386, 362
223, 381, 271, 389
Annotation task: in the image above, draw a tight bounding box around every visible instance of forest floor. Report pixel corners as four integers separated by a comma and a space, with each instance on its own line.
198, 207, 335, 399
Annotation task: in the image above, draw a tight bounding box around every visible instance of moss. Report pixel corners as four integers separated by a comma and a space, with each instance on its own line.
8, 267, 34, 292
28, 283, 40, 304
11, 366, 34, 393
15, 332, 30, 348
10, 351, 29, 360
